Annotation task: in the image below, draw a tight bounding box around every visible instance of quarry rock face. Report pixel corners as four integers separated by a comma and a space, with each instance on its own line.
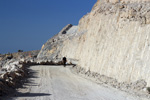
38, 0, 150, 88
107, 0, 150, 3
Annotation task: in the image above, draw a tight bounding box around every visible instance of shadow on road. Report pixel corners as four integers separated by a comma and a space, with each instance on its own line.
13, 93, 51, 97
0, 61, 76, 100
0, 64, 52, 100
2, 93, 52, 100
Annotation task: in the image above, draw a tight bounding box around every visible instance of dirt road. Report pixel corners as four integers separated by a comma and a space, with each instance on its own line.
5, 65, 141, 100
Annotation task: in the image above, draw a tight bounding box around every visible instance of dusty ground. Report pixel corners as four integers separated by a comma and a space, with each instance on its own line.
1, 65, 145, 100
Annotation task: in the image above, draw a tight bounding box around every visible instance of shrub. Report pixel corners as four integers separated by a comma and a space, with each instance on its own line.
147, 87, 150, 94
18, 50, 23, 52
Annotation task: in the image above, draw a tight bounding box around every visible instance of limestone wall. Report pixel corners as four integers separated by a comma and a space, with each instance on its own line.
60, 1, 150, 86
105, 0, 150, 3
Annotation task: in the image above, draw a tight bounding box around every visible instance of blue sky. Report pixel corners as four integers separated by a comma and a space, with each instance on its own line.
0, 0, 96, 54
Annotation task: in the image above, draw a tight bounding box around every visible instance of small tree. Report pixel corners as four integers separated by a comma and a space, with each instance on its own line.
18, 50, 23, 52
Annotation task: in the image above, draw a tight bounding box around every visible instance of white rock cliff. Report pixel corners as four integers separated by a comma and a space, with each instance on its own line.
38, 0, 150, 87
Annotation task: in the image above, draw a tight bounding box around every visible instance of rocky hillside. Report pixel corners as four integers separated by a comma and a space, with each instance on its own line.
0, 50, 39, 68
38, 0, 150, 92
37, 24, 81, 61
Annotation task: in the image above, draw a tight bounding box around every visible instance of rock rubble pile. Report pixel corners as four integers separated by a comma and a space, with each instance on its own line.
0, 59, 27, 96
72, 65, 150, 98
0, 50, 39, 96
